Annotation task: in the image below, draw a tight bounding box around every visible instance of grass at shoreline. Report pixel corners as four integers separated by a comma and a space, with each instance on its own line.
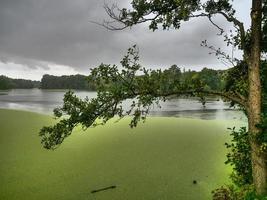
0, 109, 242, 200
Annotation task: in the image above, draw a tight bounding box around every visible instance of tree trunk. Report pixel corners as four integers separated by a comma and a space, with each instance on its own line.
248, 0, 266, 195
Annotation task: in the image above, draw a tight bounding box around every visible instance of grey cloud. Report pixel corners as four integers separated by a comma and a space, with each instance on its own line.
0, 53, 50, 70
0, 0, 249, 73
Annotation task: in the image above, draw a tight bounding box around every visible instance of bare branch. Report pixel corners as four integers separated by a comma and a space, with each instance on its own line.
190, 13, 224, 35
201, 40, 239, 67
208, 15, 224, 35
96, 3, 159, 31
217, 11, 246, 51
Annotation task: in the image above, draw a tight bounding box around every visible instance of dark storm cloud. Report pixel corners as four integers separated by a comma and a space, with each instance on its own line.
0, 0, 239, 73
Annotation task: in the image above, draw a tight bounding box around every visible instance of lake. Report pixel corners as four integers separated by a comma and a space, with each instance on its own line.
0, 89, 246, 121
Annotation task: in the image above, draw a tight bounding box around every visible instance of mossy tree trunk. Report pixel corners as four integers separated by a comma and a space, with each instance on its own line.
248, 0, 266, 195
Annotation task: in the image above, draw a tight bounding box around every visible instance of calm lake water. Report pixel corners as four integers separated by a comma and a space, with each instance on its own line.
0, 89, 246, 121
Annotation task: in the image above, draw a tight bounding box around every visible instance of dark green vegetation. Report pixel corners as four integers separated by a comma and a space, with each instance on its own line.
225, 127, 252, 187
0, 109, 240, 200
0, 75, 40, 90
40, 74, 96, 90
164, 65, 225, 91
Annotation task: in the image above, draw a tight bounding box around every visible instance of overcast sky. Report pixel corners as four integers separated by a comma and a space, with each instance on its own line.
0, 0, 251, 80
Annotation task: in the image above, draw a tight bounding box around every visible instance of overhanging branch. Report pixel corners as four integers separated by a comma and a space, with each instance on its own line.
130, 89, 247, 108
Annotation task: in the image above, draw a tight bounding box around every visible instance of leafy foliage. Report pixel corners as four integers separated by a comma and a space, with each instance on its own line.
40, 46, 161, 149
212, 184, 267, 200
199, 68, 224, 90
224, 62, 248, 97
104, 0, 237, 31
204, 0, 234, 15
120, 0, 202, 30
225, 127, 252, 186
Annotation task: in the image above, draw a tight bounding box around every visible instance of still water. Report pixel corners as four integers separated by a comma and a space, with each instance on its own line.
0, 89, 246, 121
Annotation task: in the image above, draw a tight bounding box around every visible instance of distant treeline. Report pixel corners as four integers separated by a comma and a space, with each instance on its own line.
0, 67, 225, 91
148, 65, 225, 91
40, 74, 96, 90
178, 66, 225, 91
0, 75, 40, 90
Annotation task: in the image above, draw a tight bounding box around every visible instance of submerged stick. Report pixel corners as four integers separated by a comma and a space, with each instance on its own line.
91, 185, 116, 193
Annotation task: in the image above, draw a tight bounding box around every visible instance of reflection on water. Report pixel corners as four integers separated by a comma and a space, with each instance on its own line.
0, 89, 93, 114
0, 89, 246, 121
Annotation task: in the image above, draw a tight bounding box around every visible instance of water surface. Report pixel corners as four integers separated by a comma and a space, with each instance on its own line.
0, 89, 246, 121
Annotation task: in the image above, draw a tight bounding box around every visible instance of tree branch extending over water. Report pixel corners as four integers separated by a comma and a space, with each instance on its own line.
40, 46, 246, 149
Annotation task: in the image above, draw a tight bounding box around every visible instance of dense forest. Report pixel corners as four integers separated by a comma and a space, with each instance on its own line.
40, 74, 96, 90
135, 65, 225, 92
174, 66, 225, 91
0, 75, 40, 90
